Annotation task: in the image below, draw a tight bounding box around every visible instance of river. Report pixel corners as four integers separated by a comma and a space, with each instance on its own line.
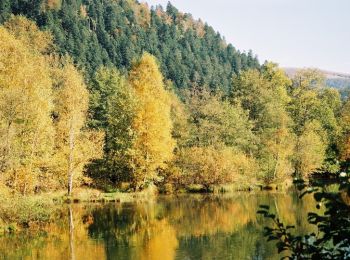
0, 191, 316, 259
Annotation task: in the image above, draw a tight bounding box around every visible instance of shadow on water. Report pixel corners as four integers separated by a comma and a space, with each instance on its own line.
0, 191, 316, 260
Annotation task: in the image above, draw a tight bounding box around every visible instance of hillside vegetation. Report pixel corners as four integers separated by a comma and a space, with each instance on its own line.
0, 0, 259, 92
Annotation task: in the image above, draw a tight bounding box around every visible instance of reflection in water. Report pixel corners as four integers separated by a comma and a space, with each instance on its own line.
0, 192, 316, 260
69, 205, 75, 260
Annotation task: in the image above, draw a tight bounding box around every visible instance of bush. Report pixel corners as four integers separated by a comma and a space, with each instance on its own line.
0, 186, 56, 230
166, 145, 258, 191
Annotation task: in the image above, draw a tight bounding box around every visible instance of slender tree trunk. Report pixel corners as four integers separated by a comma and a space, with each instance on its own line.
5, 122, 11, 157
68, 119, 75, 196
1, 121, 12, 172
273, 153, 280, 180
23, 182, 27, 196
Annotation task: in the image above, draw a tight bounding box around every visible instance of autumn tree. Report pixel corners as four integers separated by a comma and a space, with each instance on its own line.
4, 15, 54, 54
338, 98, 350, 162
289, 69, 340, 175
129, 53, 175, 189
294, 122, 327, 178
169, 91, 191, 149
52, 59, 103, 195
185, 88, 255, 152
0, 26, 54, 194
232, 63, 295, 183
173, 145, 257, 191
162, 87, 258, 190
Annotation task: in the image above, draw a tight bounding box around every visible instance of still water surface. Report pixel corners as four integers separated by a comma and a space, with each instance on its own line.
0, 192, 316, 260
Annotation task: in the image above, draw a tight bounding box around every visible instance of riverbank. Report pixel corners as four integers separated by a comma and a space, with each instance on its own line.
0, 180, 296, 234
0, 186, 156, 233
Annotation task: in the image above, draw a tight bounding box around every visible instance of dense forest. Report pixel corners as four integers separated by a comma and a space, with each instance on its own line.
0, 0, 350, 230
0, 0, 259, 92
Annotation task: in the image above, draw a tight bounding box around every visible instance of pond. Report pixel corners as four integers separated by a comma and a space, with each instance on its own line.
0, 191, 316, 260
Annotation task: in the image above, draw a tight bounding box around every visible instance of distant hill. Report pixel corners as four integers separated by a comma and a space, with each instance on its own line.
284, 67, 350, 97
284, 67, 350, 80
0, 0, 260, 92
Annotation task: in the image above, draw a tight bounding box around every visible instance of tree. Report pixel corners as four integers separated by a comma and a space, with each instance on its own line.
258, 64, 295, 183
0, 0, 260, 91
163, 87, 259, 190
232, 63, 295, 183
0, 26, 54, 194
289, 69, 340, 174
52, 59, 103, 196
89, 66, 130, 130
173, 145, 258, 191
4, 15, 54, 54
0, 0, 11, 23
338, 98, 350, 162
91, 67, 137, 182
129, 53, 175, 189
185, 88, 255, 153
294, 122, 327, 178
169, 90, 191, 149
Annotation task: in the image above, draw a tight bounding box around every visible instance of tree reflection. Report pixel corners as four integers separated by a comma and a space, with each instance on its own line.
86, 193, 315, 259
0, 192, 316, 260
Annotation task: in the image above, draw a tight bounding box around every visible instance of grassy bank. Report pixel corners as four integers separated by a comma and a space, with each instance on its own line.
0, 180, 295, 233
0, 186, 156, 233
0, 186, 56, 233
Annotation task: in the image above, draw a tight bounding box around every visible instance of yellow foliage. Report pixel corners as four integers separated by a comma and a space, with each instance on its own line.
42, 0, 62, 11
0, 25, 103, 194
80, 5, 88, 18
339, 135, 350, 161
295, 122, 326, 177
130, 2, 151, 27
260, 126, 295, 183
52, 59, 103, 194
129, 53, 175, 188
4, 16, 54, 54
0, 26, 54, 193
175, 146, 258, 189
169, 91, 191, 147
339, 100, 350, 161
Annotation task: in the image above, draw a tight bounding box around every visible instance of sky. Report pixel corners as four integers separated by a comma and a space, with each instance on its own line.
143, 0, 350, 74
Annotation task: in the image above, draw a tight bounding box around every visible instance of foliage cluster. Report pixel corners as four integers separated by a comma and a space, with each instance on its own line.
0, 17, 103, 196
258, 177, 350, 259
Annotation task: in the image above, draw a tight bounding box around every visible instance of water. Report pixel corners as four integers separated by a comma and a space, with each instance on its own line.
0, 191, 316, 260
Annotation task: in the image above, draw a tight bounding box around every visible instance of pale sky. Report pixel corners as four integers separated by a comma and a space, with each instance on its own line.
143, 0, 350, 74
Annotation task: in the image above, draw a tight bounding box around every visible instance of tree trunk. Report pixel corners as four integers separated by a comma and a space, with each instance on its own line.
1, 121, 12, 172
273, 153, 280, 180
67, 120, 75, 196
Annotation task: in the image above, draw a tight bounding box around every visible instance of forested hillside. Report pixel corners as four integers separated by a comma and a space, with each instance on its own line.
0, 0, 259, 91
